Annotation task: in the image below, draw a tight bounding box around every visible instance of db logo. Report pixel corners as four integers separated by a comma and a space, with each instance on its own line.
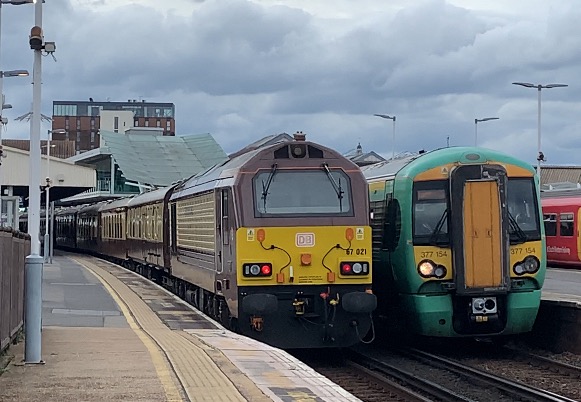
296, 233, 315, 247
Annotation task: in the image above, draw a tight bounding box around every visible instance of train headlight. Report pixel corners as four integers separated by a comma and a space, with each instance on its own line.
340, 261, 369, 275
434, 265, 447, 279
418, 260, 447, 279
250, 264, 260, 275
243, 262, 273, 277
513, 263, 525, 275
523, 256, 540, 273
418, 260, 435, 277
512, 255, 540, 276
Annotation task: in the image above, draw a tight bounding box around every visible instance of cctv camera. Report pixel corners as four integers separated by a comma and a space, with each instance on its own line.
29, 26, 43, 50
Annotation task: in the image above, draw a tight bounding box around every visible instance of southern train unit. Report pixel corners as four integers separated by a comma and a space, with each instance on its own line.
540, 188, 581, 267
48, 133, 377, 349
361, 147, 545, 338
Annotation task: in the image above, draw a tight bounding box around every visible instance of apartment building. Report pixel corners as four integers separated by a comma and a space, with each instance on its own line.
51, 99, 175, 153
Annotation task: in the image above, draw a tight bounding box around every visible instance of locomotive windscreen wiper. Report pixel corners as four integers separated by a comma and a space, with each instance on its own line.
322, 163, 344, 212
507, 210, 528, 245
261, 163, 278, 212
429, 209, 449, 246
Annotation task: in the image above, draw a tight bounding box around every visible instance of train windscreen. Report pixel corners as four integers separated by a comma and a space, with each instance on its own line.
412, 180, 449, 246
253, 168, 353, 216
507, 178, 541, 241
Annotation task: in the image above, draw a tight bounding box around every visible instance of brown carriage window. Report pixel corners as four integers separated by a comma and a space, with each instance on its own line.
559, 213, 574, 237
543, 213, 557, 236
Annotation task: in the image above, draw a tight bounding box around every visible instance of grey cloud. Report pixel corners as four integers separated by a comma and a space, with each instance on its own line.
2, 0, 581, 167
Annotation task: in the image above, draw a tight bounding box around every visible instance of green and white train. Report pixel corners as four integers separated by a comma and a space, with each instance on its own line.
361, 147, 545, 338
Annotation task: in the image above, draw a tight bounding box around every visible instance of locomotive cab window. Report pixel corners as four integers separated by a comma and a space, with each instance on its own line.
412, 181, 449, 245
507, 178, 541, 241
253, 168, 352, 216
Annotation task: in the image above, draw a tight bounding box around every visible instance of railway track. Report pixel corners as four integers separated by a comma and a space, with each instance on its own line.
294, 350, 437, 402
443, 345, 581, 401
395, 347, 578, 402
300, 345, 579, 402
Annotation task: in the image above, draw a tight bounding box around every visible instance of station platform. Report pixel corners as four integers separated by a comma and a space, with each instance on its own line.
542, 267, 581, 307
0, 254, 360, 402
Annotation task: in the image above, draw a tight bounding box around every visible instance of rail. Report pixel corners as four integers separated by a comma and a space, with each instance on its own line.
0, 227, 30, 353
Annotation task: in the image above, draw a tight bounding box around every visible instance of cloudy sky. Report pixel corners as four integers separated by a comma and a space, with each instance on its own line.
2, 0, 580, 166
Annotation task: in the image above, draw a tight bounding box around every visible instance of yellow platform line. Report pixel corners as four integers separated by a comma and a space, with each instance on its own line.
74, 257, 184, 402
73, 257, 252, 402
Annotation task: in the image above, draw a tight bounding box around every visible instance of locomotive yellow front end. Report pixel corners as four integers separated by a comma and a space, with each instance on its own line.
233, 135, 376, 348
236, 225, 376, 348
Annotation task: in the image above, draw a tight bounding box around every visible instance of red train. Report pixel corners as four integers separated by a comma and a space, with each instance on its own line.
541, 191, 581, 266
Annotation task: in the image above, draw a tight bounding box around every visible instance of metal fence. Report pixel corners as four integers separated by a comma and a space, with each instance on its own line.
0, 227, 30, 353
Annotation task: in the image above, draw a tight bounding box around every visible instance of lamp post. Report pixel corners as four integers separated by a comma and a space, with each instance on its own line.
474, 117, 499, 146
512, 82, 568, 179
43, 128, 64, 262
25, 0, 45, 365
0, 0, 32, 225
374, 113, 396, 159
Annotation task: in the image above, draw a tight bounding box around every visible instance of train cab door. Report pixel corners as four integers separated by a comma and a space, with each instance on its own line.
450, 164, 510, 294
462, 180, 503, 288
215, 189, 234, 292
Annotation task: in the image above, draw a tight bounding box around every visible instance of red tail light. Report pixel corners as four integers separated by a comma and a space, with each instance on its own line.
342, 263, 352, 274
340, 261, 369, 276
243, 263, 273, 277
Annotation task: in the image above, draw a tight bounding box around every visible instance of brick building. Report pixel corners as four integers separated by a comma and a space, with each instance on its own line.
51, 99, 175, 153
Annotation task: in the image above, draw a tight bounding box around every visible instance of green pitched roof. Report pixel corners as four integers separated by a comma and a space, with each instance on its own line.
99, 131, 227, 187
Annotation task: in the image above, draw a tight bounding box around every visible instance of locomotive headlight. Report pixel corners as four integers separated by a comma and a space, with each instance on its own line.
512, 256, 540, 276
434, 265, 447, 279
524, 256, 540, 273
513, 263, 525, 275
418, 260, 435, 277
340, 261, 369, 275
243, 262, 273, 277
250, 264, 261, 275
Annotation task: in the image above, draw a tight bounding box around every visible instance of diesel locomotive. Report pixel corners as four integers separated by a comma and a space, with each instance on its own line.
46, 133, 377, 349
361, 147, 546, 338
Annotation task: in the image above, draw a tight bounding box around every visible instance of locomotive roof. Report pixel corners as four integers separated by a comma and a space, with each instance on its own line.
361, 147, 534, 181
170, 145, 268, 200
170, 139, 348, 201
360, 154, 420, 181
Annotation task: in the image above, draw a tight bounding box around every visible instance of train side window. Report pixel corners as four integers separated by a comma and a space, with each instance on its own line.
383, 198, 401, 251
543, 214, 557, 236
559, 213, 574, 237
